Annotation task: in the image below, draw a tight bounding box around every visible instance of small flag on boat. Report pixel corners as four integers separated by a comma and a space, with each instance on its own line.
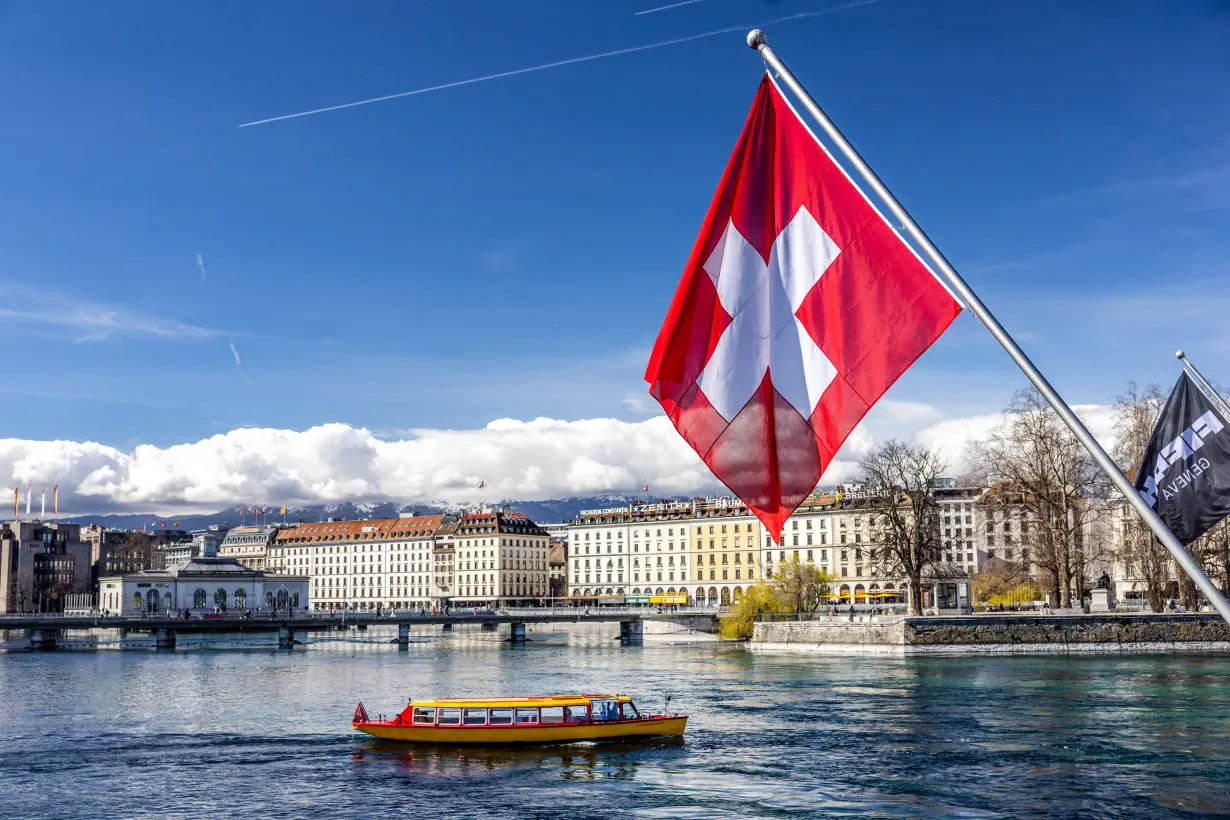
353, 702, 369, 724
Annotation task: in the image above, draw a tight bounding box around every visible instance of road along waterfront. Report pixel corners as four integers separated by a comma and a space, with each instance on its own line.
4, 623, 1230, 818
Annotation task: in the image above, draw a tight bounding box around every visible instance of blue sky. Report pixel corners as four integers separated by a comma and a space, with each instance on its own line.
1, 0, 1228, 457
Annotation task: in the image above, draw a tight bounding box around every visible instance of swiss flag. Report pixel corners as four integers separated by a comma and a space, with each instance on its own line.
645, 76, 961, 542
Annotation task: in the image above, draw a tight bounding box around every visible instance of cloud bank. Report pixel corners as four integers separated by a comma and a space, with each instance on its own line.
0, 404, 1120, 515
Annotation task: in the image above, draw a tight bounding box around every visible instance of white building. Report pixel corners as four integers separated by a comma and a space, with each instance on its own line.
99, 556, 309, 616
936, 484, 982, 574
271, 515, 447, 611
452, 511, 550, 604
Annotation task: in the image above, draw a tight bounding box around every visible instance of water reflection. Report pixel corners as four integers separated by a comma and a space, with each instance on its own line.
4, 639, 1230, 818
352, 736, 683, 781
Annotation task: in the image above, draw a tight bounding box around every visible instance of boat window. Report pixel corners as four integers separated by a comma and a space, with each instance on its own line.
437, 708, 461, 725
621, 702, 640, 720
592, 700, 620, 721
463, 708, 488, 725
412, 707, 436, 725
514, 708, 539, 725
566, 705, 589, 723
489, 708, 514, 725
539, 706, 564, 724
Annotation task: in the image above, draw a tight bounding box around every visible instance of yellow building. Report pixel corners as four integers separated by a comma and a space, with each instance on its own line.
689, 500, 760, 607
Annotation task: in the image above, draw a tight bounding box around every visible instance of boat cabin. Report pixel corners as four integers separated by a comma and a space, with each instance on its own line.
398, 695, 643, 728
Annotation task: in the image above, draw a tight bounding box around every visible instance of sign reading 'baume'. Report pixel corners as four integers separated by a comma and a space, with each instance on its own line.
1135, 372, 1230, 544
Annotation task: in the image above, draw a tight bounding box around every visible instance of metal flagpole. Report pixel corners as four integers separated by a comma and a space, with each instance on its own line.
1177, 350, 1230, 421
747, 29, 1230, 626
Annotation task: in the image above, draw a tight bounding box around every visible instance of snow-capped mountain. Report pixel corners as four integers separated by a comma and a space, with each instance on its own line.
58, 495, 668, 531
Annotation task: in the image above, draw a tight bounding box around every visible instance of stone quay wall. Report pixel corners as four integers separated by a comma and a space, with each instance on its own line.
751, 613, 1230, 654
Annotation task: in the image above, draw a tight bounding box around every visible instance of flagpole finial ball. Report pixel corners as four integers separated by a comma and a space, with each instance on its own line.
747, 29, 766, 49
1176, 350, 1186, 360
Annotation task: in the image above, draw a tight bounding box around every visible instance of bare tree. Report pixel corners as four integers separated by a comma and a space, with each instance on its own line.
859, 439, 945, 616
1110, 382, 1173, 611
971, 388, 1104, 608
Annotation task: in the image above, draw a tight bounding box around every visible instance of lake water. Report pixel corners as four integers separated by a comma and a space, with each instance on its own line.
3, 623, 1230, 819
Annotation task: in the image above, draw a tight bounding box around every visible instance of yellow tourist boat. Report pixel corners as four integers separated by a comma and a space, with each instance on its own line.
352, 694, 687, 744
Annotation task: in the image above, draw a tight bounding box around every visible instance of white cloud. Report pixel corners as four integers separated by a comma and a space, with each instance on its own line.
0, 403, 1123, 515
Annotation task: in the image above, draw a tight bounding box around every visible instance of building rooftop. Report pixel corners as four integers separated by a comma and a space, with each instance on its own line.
456, 511, 548, 538
273, 515, 446, 544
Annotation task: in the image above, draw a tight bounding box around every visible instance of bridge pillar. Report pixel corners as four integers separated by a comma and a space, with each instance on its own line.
278, 625, 295, 650
481, 621, 497, 632
398, 622, 410, 651
510, 622, 526, 644
441, 622, 453, 633
154, 628, 177, 650
619, 619, 643, 645
29, 628, 59, 651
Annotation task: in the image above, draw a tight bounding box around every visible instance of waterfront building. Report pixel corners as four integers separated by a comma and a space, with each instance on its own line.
218, 525, 278, 570
568, 505, 634, 599
452, 510, 550, 606
548, 537, 568, 598
935, 480, 982, 574
568, 498, 751, 605
81, 525, 159, 591
565, 491, 975, 608
689, 498, 758, 606
271, 515, 446, 611
0, 521, 90, 613
98, 555, 309, 616
433, 520, 457, 602
151, 530, 195, 565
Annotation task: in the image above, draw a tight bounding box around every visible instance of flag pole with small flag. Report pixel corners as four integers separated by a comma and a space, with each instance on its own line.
53, 484, 58, 520
1134, 354, 1230, 547
644, 28, 1230, 625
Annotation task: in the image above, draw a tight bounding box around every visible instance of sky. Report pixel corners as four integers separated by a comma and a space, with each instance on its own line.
0, 0, 1227, 512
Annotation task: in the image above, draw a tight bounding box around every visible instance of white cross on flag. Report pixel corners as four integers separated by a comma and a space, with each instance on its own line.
645, 76, 961, 542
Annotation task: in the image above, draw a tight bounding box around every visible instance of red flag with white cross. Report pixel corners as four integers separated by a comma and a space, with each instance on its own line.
645, 75, 961, 542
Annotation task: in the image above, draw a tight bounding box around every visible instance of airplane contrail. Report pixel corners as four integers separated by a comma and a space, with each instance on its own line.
635, 0, 707, 15
238, 0, 893, 128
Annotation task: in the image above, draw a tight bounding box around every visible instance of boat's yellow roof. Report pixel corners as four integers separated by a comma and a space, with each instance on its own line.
411, 695, 631, 708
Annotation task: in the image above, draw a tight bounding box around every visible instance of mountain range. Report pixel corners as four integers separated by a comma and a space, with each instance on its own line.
58, 496, 672, 531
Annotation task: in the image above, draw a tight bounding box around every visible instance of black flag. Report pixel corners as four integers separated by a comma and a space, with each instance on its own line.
1134, 372, 1230, 544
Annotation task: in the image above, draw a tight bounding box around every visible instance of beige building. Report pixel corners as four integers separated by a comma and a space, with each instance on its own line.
217, 525, 278, 571
453, 510, 550, 604
433, 520, 457, 602
271, 515, 447, 611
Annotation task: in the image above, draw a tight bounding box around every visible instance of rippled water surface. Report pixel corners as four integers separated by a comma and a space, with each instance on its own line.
4, 624, 1230, 818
